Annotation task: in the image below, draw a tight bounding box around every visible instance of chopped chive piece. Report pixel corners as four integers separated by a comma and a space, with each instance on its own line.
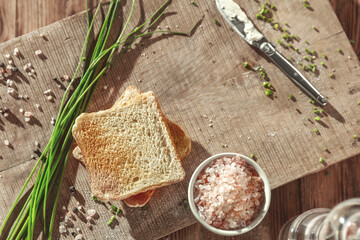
314, 109, 320, 114
191, 1, 198, 7
303, 56, 308, 60
337, 48, 342, 52
357, 101, 360, 105
107, 215, 116, 226
310, 99, 315, 104
320, 109, 324, 113
244, 62, 249, 68
277, 38, 281, 45
353, 134, 358, 139
250, 154, 254, 158
319, 157, 324, 163
289, 94, 293, 99
263, 81, 271, 88
314, 128, 318, 133
265, 89, 273, 96
312, 50, 316, 55
323, 147, 328, 151
320, 61, 324, 65
256, 13, 262, 19
312, 25, 316, 30
305, 48, 311, 54
329, 73, 334, 78
213, 18, 220, 25
304, 40, 309, 44
287, 43, 292, 47
111, 205, 117, 211
275, 23, 279, 29
295, 48, 299, 52
350, 39, 355, 44
315, 116, 320, 121
270, 4, 275, 9
311, 66, 316, 73
142, 205, 148, 210
283, 28, 288, 32
322, 53, 326, 58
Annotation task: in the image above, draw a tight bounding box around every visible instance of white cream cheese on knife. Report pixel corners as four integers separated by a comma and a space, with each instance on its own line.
218, 0, 263, 44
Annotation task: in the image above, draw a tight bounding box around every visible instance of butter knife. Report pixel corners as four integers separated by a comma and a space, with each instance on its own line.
216, 0, 327, 106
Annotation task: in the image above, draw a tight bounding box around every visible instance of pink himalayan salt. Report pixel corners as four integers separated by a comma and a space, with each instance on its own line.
194, 155, 264, 230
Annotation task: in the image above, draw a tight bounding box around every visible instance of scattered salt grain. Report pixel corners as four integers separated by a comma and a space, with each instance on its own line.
47, 95, 54, 101
35, 50, 42, 56
6, 79, 13, 87
8, 60, 14, 66
86, 222, 92, 229
7, 88, 18, 98
34, 141, 40, 147
86, 209, 97, 218
34, 104, 41, 111
31, 69, 36, 74
4, 140, 10, 146
66, 211, 73, 218
63, 75, 70, 82
194, 155, 264, 230
59, 224, 67, 234
4, 53, 10, 59
86, 216, 92, 221
24, 111, 33, 118
74, 234, 84, 240
50, 117, 56, 125
19, 108, 24, 114
44, 89, 52, 95
39, 33, 46, 39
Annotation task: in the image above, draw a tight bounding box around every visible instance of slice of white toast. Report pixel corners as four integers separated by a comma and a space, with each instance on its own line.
72, 91, 185, 201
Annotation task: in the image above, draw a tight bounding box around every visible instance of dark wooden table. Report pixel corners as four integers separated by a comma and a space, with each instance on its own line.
0, 0, 359, 239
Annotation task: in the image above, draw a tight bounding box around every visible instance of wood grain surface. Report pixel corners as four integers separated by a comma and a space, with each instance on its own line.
0, 0, 359, 239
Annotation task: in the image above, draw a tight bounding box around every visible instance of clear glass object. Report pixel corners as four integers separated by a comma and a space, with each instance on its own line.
278, 198, 360, 240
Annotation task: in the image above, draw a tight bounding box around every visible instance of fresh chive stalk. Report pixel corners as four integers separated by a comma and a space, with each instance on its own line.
0, 0, 193, 238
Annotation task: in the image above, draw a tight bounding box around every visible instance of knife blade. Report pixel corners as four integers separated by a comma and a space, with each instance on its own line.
216, 0, 327, 106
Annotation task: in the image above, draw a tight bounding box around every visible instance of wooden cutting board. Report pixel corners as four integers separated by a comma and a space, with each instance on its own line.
1, 0, 359, 239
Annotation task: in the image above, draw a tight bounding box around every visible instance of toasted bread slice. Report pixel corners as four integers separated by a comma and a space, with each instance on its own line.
72, 91, 185, 201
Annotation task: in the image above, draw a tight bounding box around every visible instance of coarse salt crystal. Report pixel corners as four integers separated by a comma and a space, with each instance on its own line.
74, 234, 84, 240
7, 88, 18, 98
4, 54, 10, 59
86, 209, 97, 218
4, 140, 10, 146
59, 224, 67, 234
24, 111, 33, 118
44, 89, 52, 95
35, 50, 42, 56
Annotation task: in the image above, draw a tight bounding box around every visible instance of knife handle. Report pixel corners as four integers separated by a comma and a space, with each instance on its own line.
259, 42, 327, 106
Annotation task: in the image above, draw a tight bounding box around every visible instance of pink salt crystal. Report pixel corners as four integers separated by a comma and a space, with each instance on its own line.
86, 222, 92, 229
194, 155, 264, 230
66, 211, 72, 218
24, 112, 33, 118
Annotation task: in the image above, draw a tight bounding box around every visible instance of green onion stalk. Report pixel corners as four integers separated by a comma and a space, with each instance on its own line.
0, 0, 195, 239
